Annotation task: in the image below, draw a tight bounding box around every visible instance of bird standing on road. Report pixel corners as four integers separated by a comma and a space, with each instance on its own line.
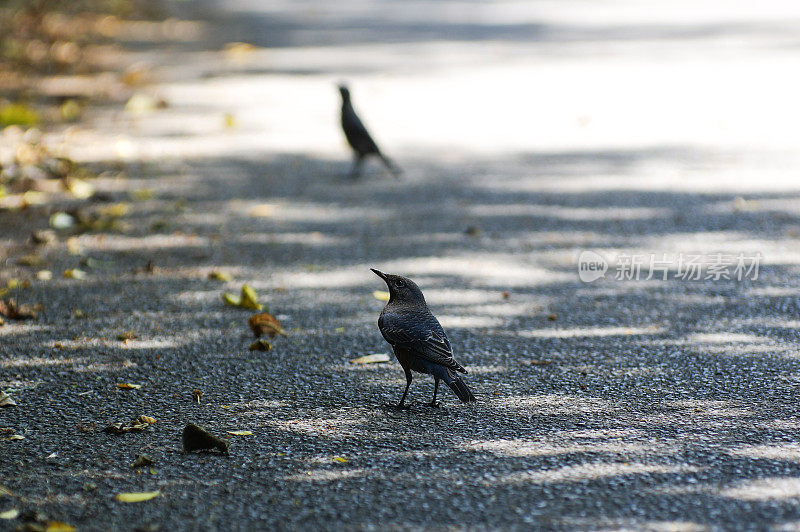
372, 269, 475, 408
339, 85, 402, 179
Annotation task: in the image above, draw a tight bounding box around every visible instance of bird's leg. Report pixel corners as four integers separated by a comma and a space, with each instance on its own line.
428, 377, 440, 407
396, 370, 413, 410
349, 154, 364, 179
378, 153, 402, 178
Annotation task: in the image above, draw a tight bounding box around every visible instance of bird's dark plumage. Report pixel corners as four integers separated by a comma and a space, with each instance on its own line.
372, 269, 476, 408
339, 85, 401, 179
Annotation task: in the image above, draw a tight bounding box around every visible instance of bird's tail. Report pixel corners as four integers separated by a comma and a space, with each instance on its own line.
378, 153, 402, 178
433, 366, 476, 403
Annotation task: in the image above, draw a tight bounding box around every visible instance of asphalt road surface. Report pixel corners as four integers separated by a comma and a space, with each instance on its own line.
4, 1, 800, 530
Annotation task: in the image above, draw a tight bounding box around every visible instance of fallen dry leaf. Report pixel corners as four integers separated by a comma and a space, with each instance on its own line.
240, 285, 262, 310
223, 41, 257, 61
63, 269, 87, 279
31, 229, 57, 245
248, 312, 286, 338
0, 299, 40, 320
116, 331, 137, 341
103, 415, 155, 434
350, 353, 391, 364
0, 391, 17, 407
49, 212, 76, 229
116, 383, 141, 390
222, 293, 241, 306
226, 430, 253, 436
114, 491, 161, 503
6, 435, 24, 441
249, 339, 272, 352
223, 113, 236, 129
223, 284, 264, 310
125, 92, 160, 115
17, 254, 44, 267
208, 270, 232, 282
45, 522, 76, 532
0, 509, 19, 519
131, 454, 153, 468
183, 423, 229, 454
0, 102, 40, 126
247, 203, 274, 217
97, 202, 131, 218
373, 290, 390, 302
332, 457, 348, 463
129, 189, 154, 201
65, 178, 94, 199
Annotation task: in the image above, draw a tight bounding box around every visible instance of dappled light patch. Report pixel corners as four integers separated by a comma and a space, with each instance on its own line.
497, 394, 616, 414
469, 203, 670, 221
498, 462, 699, 484
463, 439, 660, 458
284, 469, 367, 483
727, 444, 800, 462
722, 478, 800, 501
515, 325, 665, 339
437, 315, 504, 329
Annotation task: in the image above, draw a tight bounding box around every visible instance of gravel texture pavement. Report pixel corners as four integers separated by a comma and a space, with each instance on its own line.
3, 1, 800, 530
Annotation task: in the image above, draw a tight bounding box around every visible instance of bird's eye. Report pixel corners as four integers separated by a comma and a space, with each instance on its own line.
394, 280, 405, 288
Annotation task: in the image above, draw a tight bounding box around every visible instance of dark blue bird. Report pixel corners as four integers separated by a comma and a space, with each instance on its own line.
372, 269, 476, 408
339, 85, 402, 179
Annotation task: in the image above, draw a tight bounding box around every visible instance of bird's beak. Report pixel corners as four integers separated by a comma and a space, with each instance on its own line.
370, 268, 387, 281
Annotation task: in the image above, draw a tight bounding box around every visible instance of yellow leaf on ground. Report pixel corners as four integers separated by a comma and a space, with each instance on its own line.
116, 383, 142, 390
66, 178, 94, 199
114, 490, 161, 503
226, 430, 253, 436
222, 293, 241, 306
98, 202, 130, 218
0, 509, 19, 519
333, 457, 348, 463
208, 270, 232, 282
350, 353, 391, 364
373, 290, 390, 302
0, 103, 40, 126
63, 269, 87, 279
129, 189, 154, 201
224, 284, 263, 310
45, 522, 77, 532
239, 285, 262, 310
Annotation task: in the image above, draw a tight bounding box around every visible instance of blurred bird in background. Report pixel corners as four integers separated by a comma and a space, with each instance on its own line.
339, 85, 402, 179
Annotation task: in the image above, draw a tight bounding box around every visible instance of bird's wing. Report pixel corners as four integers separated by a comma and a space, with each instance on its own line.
379, 311, 464, 372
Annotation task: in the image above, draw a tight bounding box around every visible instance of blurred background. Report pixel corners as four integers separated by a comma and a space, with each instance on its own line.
2, 0, 800, 197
